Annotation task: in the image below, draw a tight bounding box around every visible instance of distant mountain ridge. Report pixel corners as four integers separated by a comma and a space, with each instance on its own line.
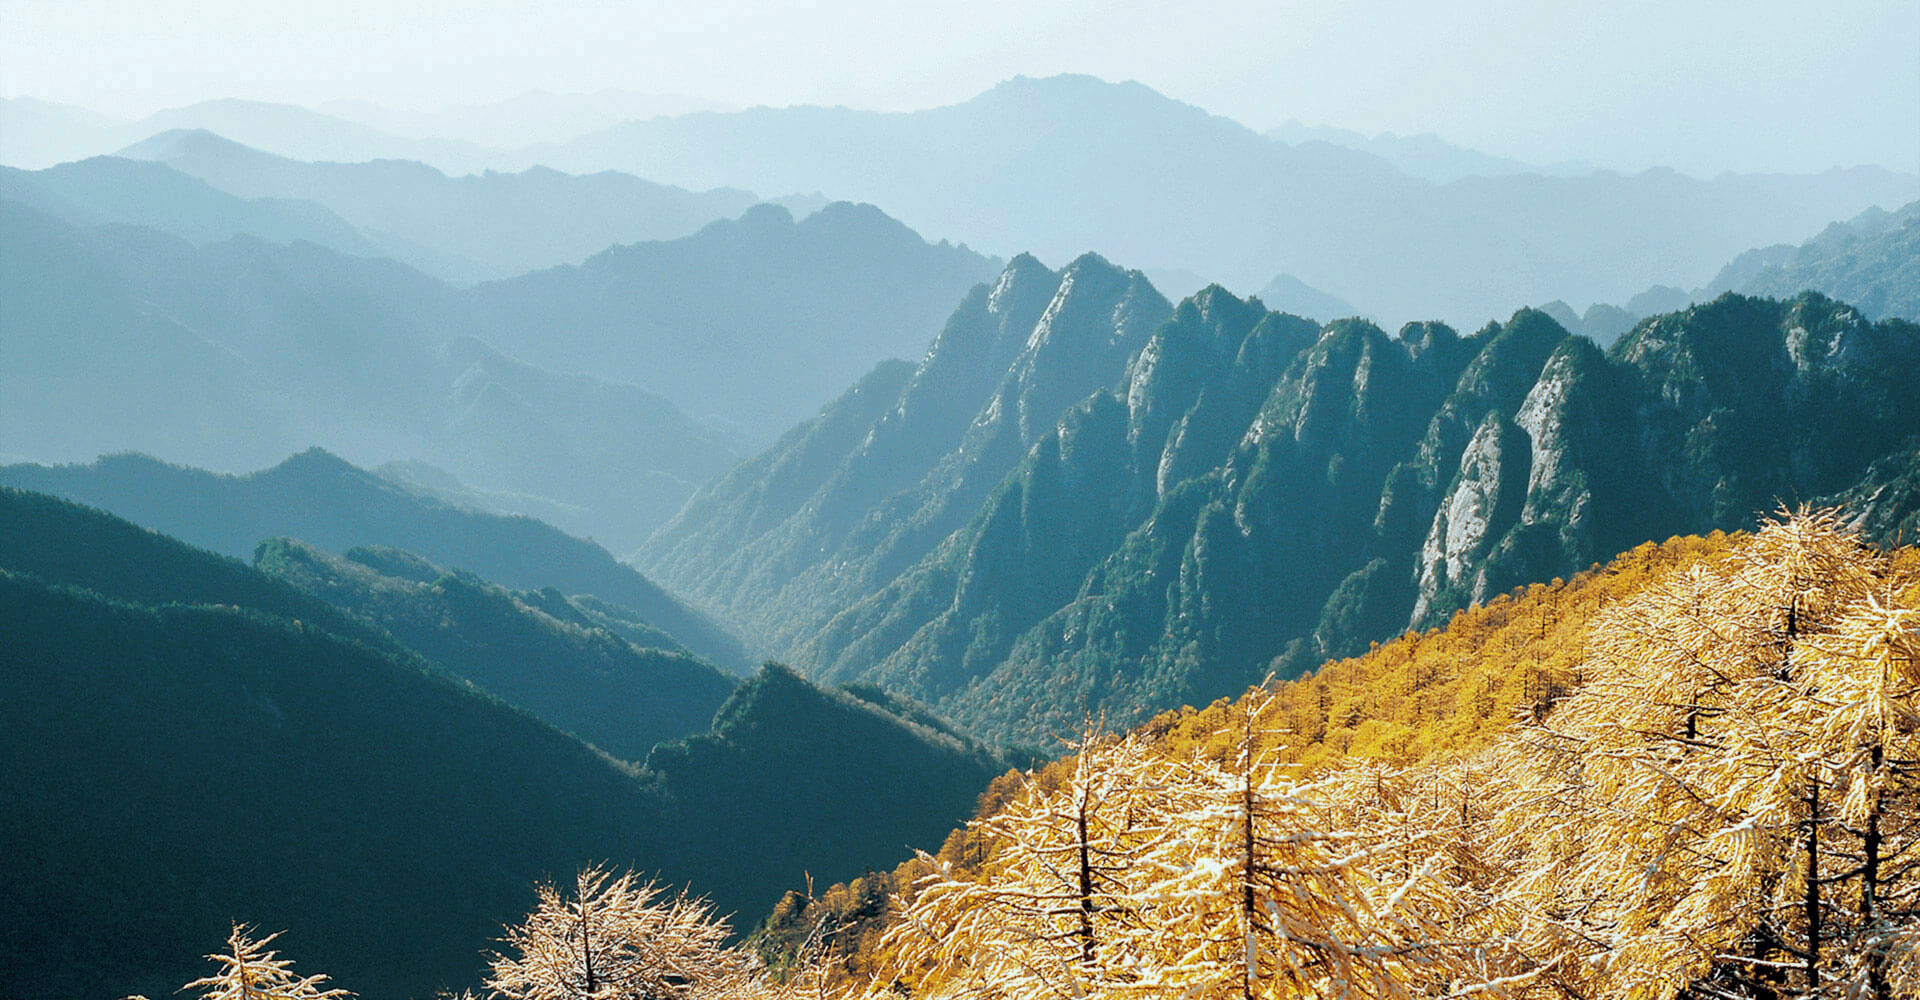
0, 95, 501, 173
526, 74, 1918, 326
0, 156, 406, 262
12, 78, 1913, 328
1264, 119, 1599, 183
118, 129, 765, 282
0, 194, 742, 547
1703, 199, 1920, 321
470, 200, 1001, 442
1531, 199, 1920, 346
0, 448, 752, 672
645, 259, 1920, 747
1, 181, 993, 540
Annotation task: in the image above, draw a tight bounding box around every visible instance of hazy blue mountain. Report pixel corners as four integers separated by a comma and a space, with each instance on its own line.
0, 96, 135, 168
135, 98, 503, 173
0, 448, 751, 672
1256, 272, 1360, 321
0, 487, 1004, 1000
0, 199, 300, 471
470, 201, 1001, 442
1556, 200, 1920, 346
255, 538, 734, 761
0, 156, 394, 259
319, 90, 735, 149
647, 258, 1920, 746
120, 129, 762, 282
1626, 285, 1693, 316
0, 198, 738, 545
532, 74, 1917, 326
1704, 199, 1920, 321
0, 96, 507, 174
1264, 119, 1598, 182
1534, 299, 1639, 346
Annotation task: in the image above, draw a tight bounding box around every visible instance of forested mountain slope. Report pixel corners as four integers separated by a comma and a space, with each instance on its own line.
255, 538, 735, 761
753, 529, 1742, 971
0, 488, 1009, 1000
0, 449, 751, 672
647, 265, 1920, 746
766, 512, 1920, 1000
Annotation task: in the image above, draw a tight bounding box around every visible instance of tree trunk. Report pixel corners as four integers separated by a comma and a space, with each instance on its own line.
1805, 784, 1820, 994
1077, 791, 1095, 970
1862, 745, 1889, 1000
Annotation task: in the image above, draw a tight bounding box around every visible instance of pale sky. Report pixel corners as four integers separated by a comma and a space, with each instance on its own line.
3, 0, 1916, 175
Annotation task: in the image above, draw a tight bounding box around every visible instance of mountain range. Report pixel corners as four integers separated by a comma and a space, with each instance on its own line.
468, 200, 1000, 441
118, 128, 767, 282
1264, 119, 1599, 183
1527, 198, 1920, 347
0, 95, 500, 173
0, 484, 1008, 1000
522, 75, 1918, 325
10, 77, 1914, 328
644, 254, 1920, 746
0, 448, 750, 671
1702, 198, 1920, 322
0, 170, 995, 541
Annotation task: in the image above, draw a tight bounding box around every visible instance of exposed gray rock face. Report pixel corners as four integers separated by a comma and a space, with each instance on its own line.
1413, 412, 1530, 620
647, 281, 1920, 747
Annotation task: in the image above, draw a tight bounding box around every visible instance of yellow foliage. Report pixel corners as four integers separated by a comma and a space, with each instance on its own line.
793, 517, 1920, 999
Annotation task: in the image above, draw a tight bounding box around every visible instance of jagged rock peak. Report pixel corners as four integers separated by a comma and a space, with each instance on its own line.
988, 253, 1059, 312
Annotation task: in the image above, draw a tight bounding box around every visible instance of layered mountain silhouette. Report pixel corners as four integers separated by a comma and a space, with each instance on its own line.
1, 180, 991, 539
1703, 199, 1920, 322
0, 95, 499, 173
1264, 119, 1599, 183
317, 90, 734, 149
0, 156, 402, 260
1535, 199, 1920, 347
644, 256, 1920, 746
528, 74, 1918, 326
469, 201, 1000, 441
0, 194, 739, 545
0, 486, 1007, 1000
119, 129, 765, 282
0, 448, 751, 672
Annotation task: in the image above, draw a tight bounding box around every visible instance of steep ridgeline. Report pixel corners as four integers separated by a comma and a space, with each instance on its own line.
0, 487, 1007, 1000
470, 201, 1001, 442
644, 252, 1173, 663
254, 539, 734, 762
647, 266, 1920, 747
0, 448, 751, 672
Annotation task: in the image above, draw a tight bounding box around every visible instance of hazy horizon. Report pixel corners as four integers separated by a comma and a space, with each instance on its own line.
3, 0, 1915, 177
